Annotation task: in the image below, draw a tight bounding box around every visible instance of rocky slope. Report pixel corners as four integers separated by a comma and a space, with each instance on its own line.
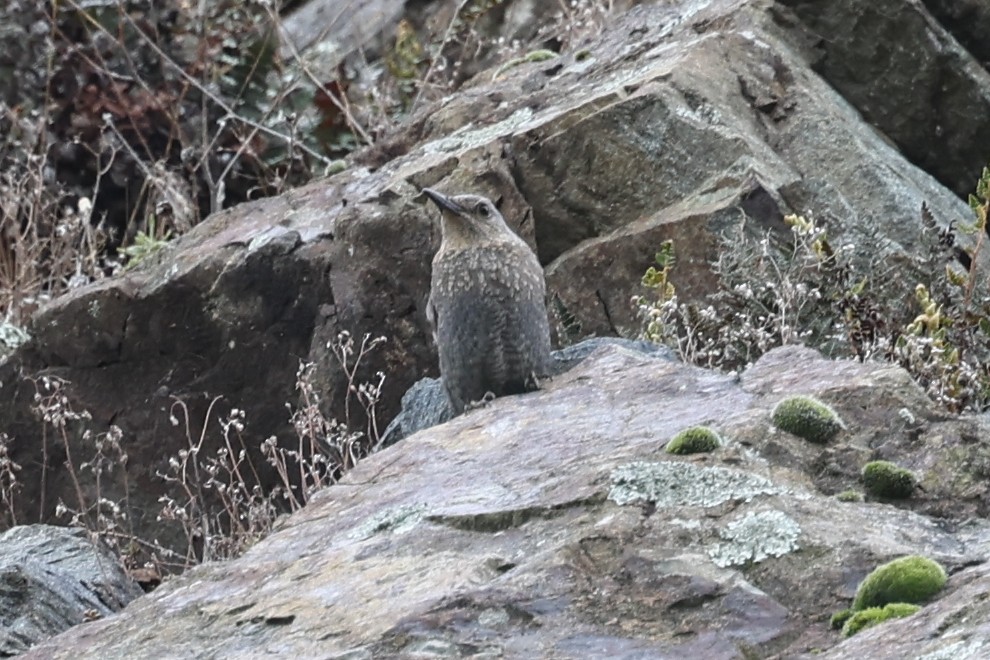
21, 344, 990, 658
4, 0, 987, 551
4, 0, 990, 655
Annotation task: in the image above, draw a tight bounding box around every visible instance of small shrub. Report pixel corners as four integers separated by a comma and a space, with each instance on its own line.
830, 608, 853, 630
631, 166, 990, 415
770, 395, 844, 443
836, 490, 862, 502
852, 555, 947, 610
120, 216, 172, 270
862, 460, 916, 499
842, 602, 920, 637
666, 426, 721, 454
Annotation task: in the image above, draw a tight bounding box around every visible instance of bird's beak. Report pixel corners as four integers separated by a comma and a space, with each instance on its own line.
422, 188, 466, 215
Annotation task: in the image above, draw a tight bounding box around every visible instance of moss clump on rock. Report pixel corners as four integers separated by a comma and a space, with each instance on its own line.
830, 608, 853, 630
852, 555, 947, 610
770, 395, 844, 443
666, 426, 721, 455
836, 490, 863, 502
861, 460, 916, 499
842, 602, 920, 637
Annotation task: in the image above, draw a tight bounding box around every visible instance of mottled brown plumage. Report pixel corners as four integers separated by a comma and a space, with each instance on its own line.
422, 188, 552, 414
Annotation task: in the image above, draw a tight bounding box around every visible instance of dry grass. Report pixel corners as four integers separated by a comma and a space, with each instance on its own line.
635, 167, 990, 413
1, 331, 387, 575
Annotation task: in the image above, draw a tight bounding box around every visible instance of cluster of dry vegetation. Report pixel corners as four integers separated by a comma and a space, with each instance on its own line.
636, 166, 990, 413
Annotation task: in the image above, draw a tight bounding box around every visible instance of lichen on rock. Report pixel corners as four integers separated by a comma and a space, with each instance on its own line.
608, 461, 779, 508
349, 503, 427, 540
0, 323, 30, 361
708, 509, 801, 568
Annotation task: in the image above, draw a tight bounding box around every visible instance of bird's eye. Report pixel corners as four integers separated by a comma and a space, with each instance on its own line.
476, 202, 490, 217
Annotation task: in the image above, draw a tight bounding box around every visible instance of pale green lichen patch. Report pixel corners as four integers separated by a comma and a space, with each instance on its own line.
608, 461, 779, 508
708, 510, 801, 568
349, 503, 427, 540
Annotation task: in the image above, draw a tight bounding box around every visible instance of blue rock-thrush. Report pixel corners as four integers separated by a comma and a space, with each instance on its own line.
422, 188, 552, 414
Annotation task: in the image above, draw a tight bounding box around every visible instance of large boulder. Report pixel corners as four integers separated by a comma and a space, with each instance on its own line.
0, 525, 141, 656
777, 0, 990, 196
19, 344, 990, 658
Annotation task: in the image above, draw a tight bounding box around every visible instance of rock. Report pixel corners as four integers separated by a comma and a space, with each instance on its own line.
0, 525, 141, 656
378, 376, 452, 447
549, 336, 676, 374
922, 0, 990, 65
380, 337, 674, 446
777, 0, 990, 196
20, 344, 990, 658
277, 0, 405, 84
0, 0, 984, 561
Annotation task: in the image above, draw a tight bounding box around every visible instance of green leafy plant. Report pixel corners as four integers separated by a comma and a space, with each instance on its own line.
632, 240, 679, 347
634, 214, 875, 370
893, 165, 990, 412
120, 215, 172, 270
633, 164, 990, 415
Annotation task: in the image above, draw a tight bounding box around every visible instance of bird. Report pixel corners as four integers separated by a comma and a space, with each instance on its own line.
422, 187, 553, 415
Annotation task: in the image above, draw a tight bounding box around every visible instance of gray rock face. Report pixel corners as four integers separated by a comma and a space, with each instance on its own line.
379, 376, 452, 447
778, 0, 990, 196
0, 525, 142, 656
20, 344, 990, 658
381, 337, 674, 445
0, 0, 985, 574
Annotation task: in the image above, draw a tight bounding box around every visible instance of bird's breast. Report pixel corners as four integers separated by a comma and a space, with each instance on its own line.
431, 244, 545, 302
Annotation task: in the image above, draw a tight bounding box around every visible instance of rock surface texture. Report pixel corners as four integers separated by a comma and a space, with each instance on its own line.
4, 0, 990, 655
4, 0, 985, 548
21, 344, 990, 658
0, 525, 142, 656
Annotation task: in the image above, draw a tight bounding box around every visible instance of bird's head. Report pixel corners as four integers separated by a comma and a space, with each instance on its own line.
422, 188, 514, 247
